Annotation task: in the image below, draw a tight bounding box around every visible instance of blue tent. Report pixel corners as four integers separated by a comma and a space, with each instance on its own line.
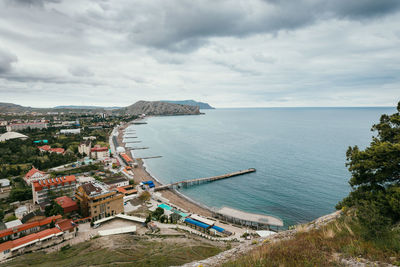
211, 225, 225, 233
184, 218, 210, 229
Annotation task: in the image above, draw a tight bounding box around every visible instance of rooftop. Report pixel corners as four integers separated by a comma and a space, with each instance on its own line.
216, 206, 284, 227
0, 131, 28, 141
0, 215, 62, 238
25, 167, 46, 179
33, 175, 76, 191
81, 181, 110, 197
0, 227, 62, 253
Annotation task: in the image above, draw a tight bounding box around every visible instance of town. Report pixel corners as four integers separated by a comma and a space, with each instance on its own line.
0, 109, 282, 263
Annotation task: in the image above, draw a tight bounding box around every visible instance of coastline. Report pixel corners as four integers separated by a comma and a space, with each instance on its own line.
116, 121, 212, 217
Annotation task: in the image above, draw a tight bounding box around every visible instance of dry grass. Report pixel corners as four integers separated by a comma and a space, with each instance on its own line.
223, 216, 400, 267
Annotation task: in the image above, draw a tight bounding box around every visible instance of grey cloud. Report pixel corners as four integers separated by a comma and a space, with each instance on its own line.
9, 0, 62, 7
0, 49, 17, 74
117, 0, 400, 52
68, 66, 94, 77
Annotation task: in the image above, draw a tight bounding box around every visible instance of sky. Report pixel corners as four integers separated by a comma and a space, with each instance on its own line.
0, 0, 399, 108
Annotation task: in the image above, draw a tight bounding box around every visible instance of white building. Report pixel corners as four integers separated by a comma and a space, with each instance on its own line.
0, 132, 28, 142
24, 167, 49, 186
60, 129, 81, 134
78, 140, 91, 156
6, 122, 47, 132
91, 145, 109, 160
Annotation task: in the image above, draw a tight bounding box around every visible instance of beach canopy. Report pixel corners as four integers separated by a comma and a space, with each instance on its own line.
184, 218, 210, 229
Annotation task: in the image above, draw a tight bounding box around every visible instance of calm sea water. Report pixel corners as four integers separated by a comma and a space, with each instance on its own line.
125, 107, 395, 227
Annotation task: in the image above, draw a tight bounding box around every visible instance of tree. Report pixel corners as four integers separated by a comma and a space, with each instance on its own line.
139, 191, 150, 202
45, 200, 64, 217
337, 102, 400, 237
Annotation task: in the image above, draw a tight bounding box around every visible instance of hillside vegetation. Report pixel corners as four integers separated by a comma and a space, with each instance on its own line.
225, 102, 400, 266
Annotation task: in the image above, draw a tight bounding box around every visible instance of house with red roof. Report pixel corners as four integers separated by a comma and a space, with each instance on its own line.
24, 167, 49, 186
55, 196, 79, 214
32, 176, 77, 204
38, 145, 65, 154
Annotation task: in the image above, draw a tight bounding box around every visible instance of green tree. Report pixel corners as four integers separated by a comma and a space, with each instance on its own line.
338, 102, 400, 238
45, 200, 64, 217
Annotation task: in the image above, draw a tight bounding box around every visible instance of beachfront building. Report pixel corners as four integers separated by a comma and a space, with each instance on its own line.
78, 140, 91, 156
32, 175, 77, 204
24, 167, 49, 186
6, 122, 47, 132
212, 206, 284, 230
75, 181, 124, 221
90, 145, 109, 159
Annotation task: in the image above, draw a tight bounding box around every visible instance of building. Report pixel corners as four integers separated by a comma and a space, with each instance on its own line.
83, 136, 96, 141
104, 177, 129, 189
0, 178, 11, 197
21, 210, 46, 224
60, 128, 81, 134
75, 181, 124, 221
24, 167, 49, 186
55, 196, 79, 214
78, 140, 91, 156
5, 219, 22, 229
38, 145, 65, 154
91, 145, 109, 159
119, 153, 134, 166
0, 131, 28, 142
14, 206, 29, 219
32, 176, 77, 204
0, 218, 76, 260
0, 215, 62, 241
6, 122, 47, 132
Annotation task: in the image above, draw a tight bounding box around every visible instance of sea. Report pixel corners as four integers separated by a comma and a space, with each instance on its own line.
124, 107, 395, 227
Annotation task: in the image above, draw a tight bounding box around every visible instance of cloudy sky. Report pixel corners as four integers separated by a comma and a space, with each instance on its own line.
0, 0, 399, 108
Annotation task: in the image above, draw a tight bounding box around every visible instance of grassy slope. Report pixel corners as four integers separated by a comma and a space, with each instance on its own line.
3, 236, 223, 267
223, 215, 400, 267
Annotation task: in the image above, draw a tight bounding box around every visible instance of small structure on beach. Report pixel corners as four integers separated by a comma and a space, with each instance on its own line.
212, 206, 283, 230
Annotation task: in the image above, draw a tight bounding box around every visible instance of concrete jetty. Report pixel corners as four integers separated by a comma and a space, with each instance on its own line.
154, 168, 256, 191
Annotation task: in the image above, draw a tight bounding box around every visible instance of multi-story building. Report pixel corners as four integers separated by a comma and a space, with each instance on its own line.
78, 140, 91, 156
75, 181, 123, 221
32, 176, 77, 204
6, 122, 47, 132
90, 145, 109, 159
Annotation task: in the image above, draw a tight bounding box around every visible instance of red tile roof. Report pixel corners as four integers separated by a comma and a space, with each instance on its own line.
120, 153, 133, 163
56, 219, 76, 232
0, 215, 62, 239
55, 196, 78, 213
38, 145, 51, 151
91, 146, 108, 152
50, 148, 65, 154
25, 167, 45, 179
0, 227, 62, 253
33, 175, 76, 192
38, 145, 64, 154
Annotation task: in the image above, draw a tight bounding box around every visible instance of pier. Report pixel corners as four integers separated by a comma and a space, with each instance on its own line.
154, 168, 255, 191
140, 156, 162, 159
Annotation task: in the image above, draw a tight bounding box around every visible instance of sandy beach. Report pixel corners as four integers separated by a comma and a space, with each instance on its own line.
117, 122, 212, 217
